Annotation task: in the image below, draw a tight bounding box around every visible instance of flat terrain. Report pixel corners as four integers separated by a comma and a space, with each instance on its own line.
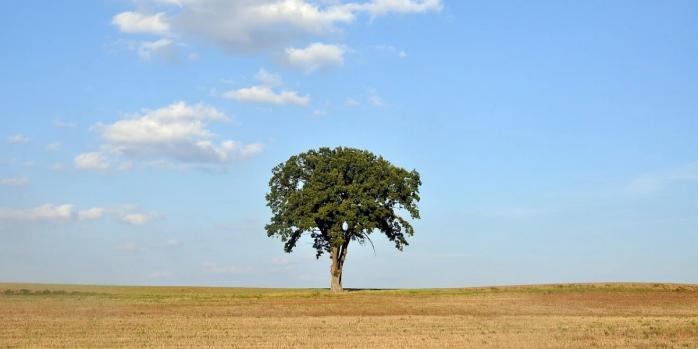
1, 283, 697, 348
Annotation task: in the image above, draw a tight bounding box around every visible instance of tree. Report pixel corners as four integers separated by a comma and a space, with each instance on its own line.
265, 147, 421, 292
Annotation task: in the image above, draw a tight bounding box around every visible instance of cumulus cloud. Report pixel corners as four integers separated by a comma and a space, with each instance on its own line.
7, 134, 29, 144
113, 0, 441, 52
0, 177, 30, 187
347, 0, 443, 16
224, 86, 310, 105
254, 68, 283, 87
136, 38, 179, 61
0, 204, 74, 221
78, 207, 105, 221
120, 213, 157, 225
75, 152, 111, 170
284, 42, 345, 72
0, 203, 160, 225
223, 69, 310, 106
112, 11, 170, 35
76, 102, 262, 169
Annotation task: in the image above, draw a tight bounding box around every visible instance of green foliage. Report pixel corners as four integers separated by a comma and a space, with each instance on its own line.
265, 147, 421, 258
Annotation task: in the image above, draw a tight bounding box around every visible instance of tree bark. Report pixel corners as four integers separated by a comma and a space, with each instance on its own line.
330, 246, 342, 292
330, 240, 350, 293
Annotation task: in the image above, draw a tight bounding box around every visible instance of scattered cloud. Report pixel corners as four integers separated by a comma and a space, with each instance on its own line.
120, 213, 158, 225
312, 109, 328, 118
112, 11, 170, 35
46, 142, 62, 152
374, 44, 407, 58
0, 204, 73, 221
136, 38, 179, 61
223, 69, 310, 106
7, 134, 29, 144
224, 86, 310, 106
78, 207, 105, 221
76, 101, 262, 169
75, 152, 111, 170
368, 94, 383, 106
113, 0, 442, 53
0, 177, 30, 187
254, 68, 283, 87
344, 97, 359, 107
284, 42, 345, 72
0, 203, 160, 225
627, 164, 698, 195
239, 143, 265, 159
54, 120, 78, 129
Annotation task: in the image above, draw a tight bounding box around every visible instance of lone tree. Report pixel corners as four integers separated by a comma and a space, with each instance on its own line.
265, 147, 421, 292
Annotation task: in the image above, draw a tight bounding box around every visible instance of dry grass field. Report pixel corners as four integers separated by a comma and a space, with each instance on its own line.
1, 283, 697, 348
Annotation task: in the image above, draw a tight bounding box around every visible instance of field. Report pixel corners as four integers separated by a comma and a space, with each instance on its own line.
1, 283, 697, 348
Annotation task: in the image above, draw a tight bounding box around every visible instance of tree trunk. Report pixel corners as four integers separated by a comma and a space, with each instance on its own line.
330, 246, 342, 292
330, 241, 350, 293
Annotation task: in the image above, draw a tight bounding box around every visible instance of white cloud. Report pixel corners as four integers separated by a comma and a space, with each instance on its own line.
75, 152, 111, 170
627, 164, 698, 195
46, 142, 62, 152
136, 38, 180, 61
112, 11, 170, 35
224, 86, 310, 106
344, 97, 359, 107
346, 0, 443, 16
0, 177, 30, 187
254, 68, 283, 87
78, 102, 262, 169
223, 69, 310, 106
240, 143, 265, 159
374, 44, 407, 58
54, 120, 78, 129
78, 207, 105, 221
284, 42, 345, 72
120, 213, 157, 225
368, 94, 383, 106
7, 134, 29, 144
114, 0, 441, 52
0, 204, 73, 221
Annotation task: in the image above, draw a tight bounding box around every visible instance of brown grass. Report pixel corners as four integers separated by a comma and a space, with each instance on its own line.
1, 283, 697, 348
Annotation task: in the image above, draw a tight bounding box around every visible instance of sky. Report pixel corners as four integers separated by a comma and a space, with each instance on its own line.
1, 0, 697, 288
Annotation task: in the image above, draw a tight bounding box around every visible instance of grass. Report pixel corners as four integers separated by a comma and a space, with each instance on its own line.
1, 283, 697, 348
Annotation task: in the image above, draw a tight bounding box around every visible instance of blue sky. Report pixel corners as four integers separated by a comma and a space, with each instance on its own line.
1, 0, 697, 288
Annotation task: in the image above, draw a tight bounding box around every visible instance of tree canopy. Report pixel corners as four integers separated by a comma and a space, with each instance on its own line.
265, 147, 421, 291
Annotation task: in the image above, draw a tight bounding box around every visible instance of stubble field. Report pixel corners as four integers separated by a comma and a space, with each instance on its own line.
1, 283, 697, 348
